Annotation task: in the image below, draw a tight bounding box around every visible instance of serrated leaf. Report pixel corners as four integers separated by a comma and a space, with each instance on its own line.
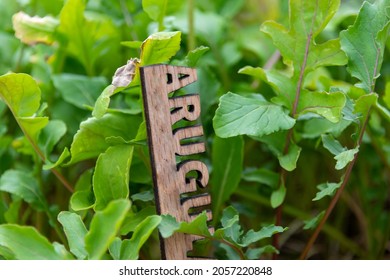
57, 211, 88, 260
340, 0, 390, 93
270, 185, 286, 208
220, 206, 239, 228
52, 74, 107, 110
12, 11, 59, 45
261, 0, 345, 77
0, 224, 64, 260
67, 113, 141, 165
297, 90, 346, 123
213, 206, 242, 244
313, 182, 341, 201
211, 136, 243, 220
240, 224, 287, 247
159, 212, 212, 239
120, 215, 161, 260
0, 170, 47, 211
334, 148, 359, 170
303, 211, 325, 230
93, 145, 134, 211
213, 93, 295, 138
85, 199, 130, 260
158, 214, 180, 238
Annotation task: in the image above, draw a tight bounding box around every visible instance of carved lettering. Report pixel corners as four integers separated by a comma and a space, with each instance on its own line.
140, 65, 212, 260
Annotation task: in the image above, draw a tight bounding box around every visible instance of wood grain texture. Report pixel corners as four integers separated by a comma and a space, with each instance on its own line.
140, 64, 212, 260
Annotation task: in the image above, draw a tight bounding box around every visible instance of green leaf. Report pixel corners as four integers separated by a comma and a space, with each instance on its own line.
58, 0, 121, 75
238, 66, 295, 109
0, 224, 64, 259
109, 237, 122, 260
313, 182, 341, 201
354, 93, 378, 118
120, 215, 161, 260
242, 168, 279, 188
93, 145, 134, 210
159, 212, 212, 239
303, 118, 352, 139
340, 0, 390, 93
322, 134, 345, 156
303, 211, 325, 230
334, 148, 359, 170
70, 190, 95, 211
131, 191, 154, 202
92, 85, 116, 118
57, 211, 88, 260
38, 120, 67, 158
0, 73, 41, 117
297, 90, 346, 123
85, 199, 130, 260
0, 73, 48, 142
240, 224, 287, 247
52, 74, 107, 110
142, 0, 183, 27
322, 134, 359, 170
121, 206, 156, 235
140, 31, 181, 66
211, 136, 243, 220
0, 170, 47, 211
278, 142, 301, 172
12, 11, 59, 45
213, 93, 295, 138
159, 214, 180, 238
246, 245, 279, 260
270, 184, 286, 208
185, 46, 210, 67
261, 0, 345, 77
67, 113, 141, 165
215, 206, 241, 244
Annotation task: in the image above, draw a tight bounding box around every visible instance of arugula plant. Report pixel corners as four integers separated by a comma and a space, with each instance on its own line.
1, 0, 390, 260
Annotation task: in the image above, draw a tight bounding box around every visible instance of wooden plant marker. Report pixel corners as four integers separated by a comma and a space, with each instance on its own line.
140, 65, 212, 259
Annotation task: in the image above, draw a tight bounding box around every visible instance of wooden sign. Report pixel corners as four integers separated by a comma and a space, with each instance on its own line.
140, 65, 212, 259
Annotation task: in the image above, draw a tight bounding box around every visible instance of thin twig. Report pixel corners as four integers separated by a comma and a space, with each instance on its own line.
299, 109, 371, 259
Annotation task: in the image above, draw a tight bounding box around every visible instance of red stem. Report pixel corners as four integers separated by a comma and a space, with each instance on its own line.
299, 109, 371, 259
